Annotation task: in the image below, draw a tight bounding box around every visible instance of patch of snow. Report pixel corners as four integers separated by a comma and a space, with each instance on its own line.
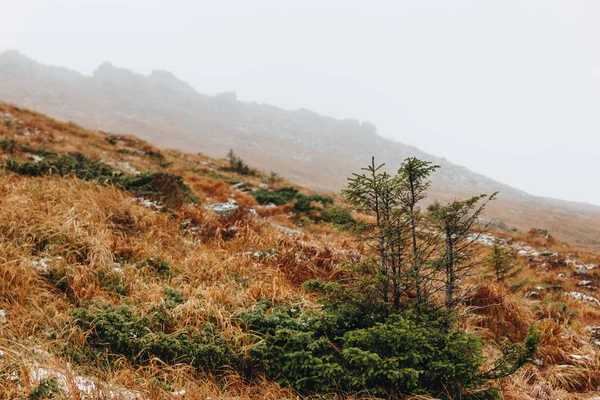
0, 309, 6, 324
269, 222, 303, 237
118, 161, 140, 175
568, 291, 600, 306
570, 354, 593, 362
466, 233, 496, 246
30, 257, 62, 273
258, 202, 277, 209
258, 183, 268, 189
24, 364, 143, 399
577, 280, 593, 287
205, 200, 239, 215
27, 154, 43, 163
578, 264, 598, 273
517, 246, 540, 257
134, 197, 164, 211
525, 291, 540, 299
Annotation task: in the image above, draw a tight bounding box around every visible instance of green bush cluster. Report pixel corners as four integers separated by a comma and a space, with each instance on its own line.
26, 378, 63, 399
321, 206, 355, 226
118, 172, 198, 208
97, 268, 130, 296
67, 278, 534, 398
252, 186, 300, 205
1, 138, 34, 154
70, 300, 237, 372
5, 151, 116, 180
138, 256, 172, 277
4, 151, 198, 208
146, 150, 172, 168
252, 187, 344, 224
236, 292, 498, 399
222, 149, 255, 175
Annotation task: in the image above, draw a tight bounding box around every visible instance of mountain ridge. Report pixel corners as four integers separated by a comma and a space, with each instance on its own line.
0, 50, 531, 197
1, 49, 600, 249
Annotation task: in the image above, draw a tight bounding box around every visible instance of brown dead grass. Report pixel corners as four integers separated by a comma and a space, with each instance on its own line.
3, 102, 600, 399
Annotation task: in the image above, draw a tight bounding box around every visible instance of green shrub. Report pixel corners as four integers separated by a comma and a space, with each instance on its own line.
140, 256, 172, 278
27, 378, 63, 399
0, 139, 34, 154
163, 286, 185, 308
70, 302, 238, 372
97, 268, 130, 296
321, 206, 355, 226
118, 172, 198, 208
237, 299, 493, 398
341, 315, 485, 398
251, 187, 334, 219
252, 187, 299, 205
5, 152, 116, 180
71, 303, 148, 358
4, 152, 198, 208
146, 150, 171, 168
292, 194, 333, 213
222, 149, 255, 175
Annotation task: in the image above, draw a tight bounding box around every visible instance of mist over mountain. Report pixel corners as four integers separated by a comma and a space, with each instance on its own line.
1, 49, 600, 248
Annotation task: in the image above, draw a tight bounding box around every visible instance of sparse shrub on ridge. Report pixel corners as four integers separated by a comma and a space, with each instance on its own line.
118, 171, 198, 208
252, 186, 340, 225
321, 205, 356, 226
252, 186, 299, 205
3, 151, 198, 208
222, 149, 255, 175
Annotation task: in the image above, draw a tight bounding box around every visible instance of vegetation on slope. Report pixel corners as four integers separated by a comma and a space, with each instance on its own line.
1, 103, 600, 399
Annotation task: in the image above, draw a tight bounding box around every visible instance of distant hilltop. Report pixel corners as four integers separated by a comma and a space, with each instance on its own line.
2, 49, 600, 250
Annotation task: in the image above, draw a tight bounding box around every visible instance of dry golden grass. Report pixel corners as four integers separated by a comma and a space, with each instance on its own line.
3, 101, 600, 399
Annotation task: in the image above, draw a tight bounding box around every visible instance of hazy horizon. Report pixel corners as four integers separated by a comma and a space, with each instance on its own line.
3, 0, 600, 205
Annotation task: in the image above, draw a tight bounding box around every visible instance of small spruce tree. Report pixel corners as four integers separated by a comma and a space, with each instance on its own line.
487, 238, 517, 283
429, 193, 496, 316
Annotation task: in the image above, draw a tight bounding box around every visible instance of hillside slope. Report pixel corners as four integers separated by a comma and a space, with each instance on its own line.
2, 103, 600, 399
1, 50, 600, 251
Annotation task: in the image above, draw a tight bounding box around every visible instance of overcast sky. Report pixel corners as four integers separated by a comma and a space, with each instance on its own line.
2, 0, 600, 204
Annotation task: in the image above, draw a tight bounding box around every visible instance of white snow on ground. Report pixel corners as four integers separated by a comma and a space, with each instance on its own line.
118, 161, 140, 175
134, 197, 164, 211
257, 202, 277, 208
517, 246, 540, 257
568, 292, 600, 307
0, 309, 6, 324
30, 257, 62, 273
26, 154, 43, 163
105, 160, 140, 175
269, 222, 304, 237
204, 200, 239, 215
466, 233, 496, 246
566, 259, 598, 270
577, 280, 594, 287
22, 363, 143, 399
